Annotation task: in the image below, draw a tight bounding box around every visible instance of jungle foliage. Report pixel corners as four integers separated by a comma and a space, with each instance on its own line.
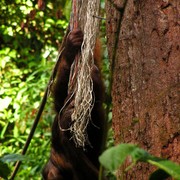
1, 0, 70, 179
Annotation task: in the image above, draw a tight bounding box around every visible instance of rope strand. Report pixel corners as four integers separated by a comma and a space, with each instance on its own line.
69, 0, 101, 147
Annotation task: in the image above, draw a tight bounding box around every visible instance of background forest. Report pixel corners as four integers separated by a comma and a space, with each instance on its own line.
0, 0, 111, 179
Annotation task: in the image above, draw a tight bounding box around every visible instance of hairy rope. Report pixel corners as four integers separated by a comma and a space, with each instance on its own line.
71, 0, 100, 147
59, 0, 101, 147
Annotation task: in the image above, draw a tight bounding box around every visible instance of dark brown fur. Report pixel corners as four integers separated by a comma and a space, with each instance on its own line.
42, 29, 105, 180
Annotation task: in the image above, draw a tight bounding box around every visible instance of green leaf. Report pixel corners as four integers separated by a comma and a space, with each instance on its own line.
64, 1, 72, 20
99, 144, 137, 171
0, 122, 9, 139
99, 144, 180, 179
0, 154, 27, 163
130, 146, 151, 162
147, 157, 180, 180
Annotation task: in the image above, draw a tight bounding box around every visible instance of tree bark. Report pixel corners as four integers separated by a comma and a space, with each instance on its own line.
105, 0, 180, 179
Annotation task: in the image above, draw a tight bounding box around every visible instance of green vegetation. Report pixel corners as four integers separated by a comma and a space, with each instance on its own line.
0, 1, 69, 179
99, 143, 180, 179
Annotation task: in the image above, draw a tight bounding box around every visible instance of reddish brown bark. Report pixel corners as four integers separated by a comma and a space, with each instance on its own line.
105, 0, 180, 179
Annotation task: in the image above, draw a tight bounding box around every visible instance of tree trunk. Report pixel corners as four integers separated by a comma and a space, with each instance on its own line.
105, 0, 180, 179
